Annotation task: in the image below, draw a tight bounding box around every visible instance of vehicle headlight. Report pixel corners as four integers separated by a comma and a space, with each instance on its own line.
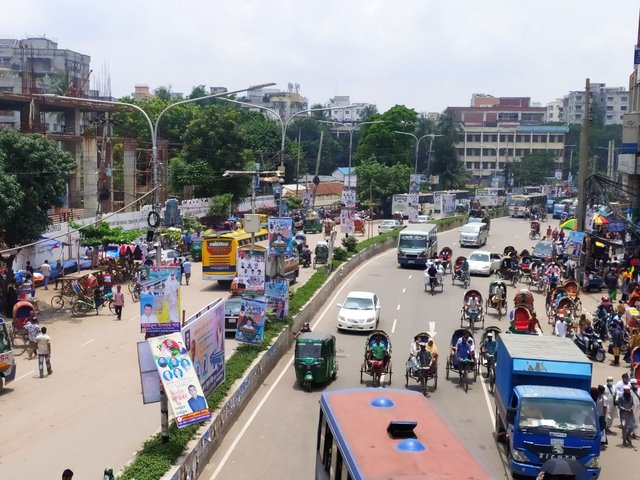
338, 315, 346, 322
511, 449, 529, 463
367, 317, 376, 323
585, 456, 599, 468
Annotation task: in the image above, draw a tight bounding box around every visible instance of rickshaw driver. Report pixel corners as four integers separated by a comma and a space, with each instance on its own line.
426, 261, 438, 288
545, 263, 561, 290
465, 294, 481, 321
454, 331, 473, 370
460, 257, 470, 279
368, 337, 388, 368
491, 283, 505, 307
481, 332, 498, 357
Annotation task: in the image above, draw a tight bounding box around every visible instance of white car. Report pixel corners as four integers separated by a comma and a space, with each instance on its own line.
378, 219, 402, 233
467, 250, 501, 276
146, 248, 180, 262
337, 291, 380, 331
416, 214, 432, 223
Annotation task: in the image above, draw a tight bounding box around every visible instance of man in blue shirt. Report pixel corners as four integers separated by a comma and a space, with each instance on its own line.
187, 385, 208, 412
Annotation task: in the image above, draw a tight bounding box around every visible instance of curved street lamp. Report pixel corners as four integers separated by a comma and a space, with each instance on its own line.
393, 131, 443, 175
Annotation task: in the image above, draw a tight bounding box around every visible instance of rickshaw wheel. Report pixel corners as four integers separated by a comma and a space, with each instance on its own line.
312, 258, 316, 269
51, 295, 65, 311
445, 360, 450, 379
72, 302, 84, 317
331, 369, 337, 381
405, 370, 409, 387
387, 361, 393, 385
360, 361, 365, 383
420, 375, 427, 395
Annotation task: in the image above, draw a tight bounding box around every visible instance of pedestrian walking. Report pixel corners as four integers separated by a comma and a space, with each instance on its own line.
54, 259, 63, 289
114, 285, 125, 320
182, 258, 192, 286
604, 376, 617, 432
35, 326, 52, 378
605, 271, 618, 301
621, 276, 631, 303
611, 321, 624, 366
40, 260, 51, 290
62, 468, 74, 480
25, 260, 34, 276
25, 314, 41, 360
178, 259, 184, 285
619, 385, 636, 447
596, 385, 608, 446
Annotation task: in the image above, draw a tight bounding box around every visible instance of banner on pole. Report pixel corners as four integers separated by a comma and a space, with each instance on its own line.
237, 246, 267, 294
342, 189, 356, 208
139, 267, 181, 334
235, 297, 268, 346
340, 209, 355, 234
265, 279, 289, 320
268, 217, 294, 256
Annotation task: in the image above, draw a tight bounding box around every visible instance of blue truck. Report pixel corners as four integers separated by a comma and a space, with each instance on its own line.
494, 335, 600, 479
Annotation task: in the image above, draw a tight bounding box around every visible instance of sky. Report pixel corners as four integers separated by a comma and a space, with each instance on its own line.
4, 0, 640, 113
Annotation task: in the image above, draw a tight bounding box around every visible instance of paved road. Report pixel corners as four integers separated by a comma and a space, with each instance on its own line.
0, 227, 344, 479
201, 217, 631, 480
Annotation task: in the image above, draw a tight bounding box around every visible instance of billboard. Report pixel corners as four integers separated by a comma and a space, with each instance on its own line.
342, 189, 356, 208
148, 334, 212, 428
409, 174, 422, 194
235, 297, 268, 346
340, 209, 355, 234
566, 231, 586, 258
442, 194, 456, 215
182, 299, 226, 396
268, 217, 293, 256
236, 246, 267, 295
139, 266, 181, 334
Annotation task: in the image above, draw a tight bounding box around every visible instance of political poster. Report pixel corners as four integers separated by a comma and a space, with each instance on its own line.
408, 193, 419, 207
409, 174, 422, 194
148, 333, 212, 428
182, 299, 225, 396
236, 246, 267, 294
585, 207, 594, 233
265, 279, 289, 320
342, 189, 356, 208
566, 231, 586, 258
442, 194, 456, 215
235, 297, 268, 346
340, 209, 355, 234
139, 267, 181, 334
268, 217, 293, 256
408, 206, 419, 223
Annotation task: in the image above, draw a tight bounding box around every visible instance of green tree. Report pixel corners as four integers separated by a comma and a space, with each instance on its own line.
189, 85, 207, 99
353, 105, 418, 167
0, 130, 75, 285
154, 85, 173, 102
430, 109, 469, 189
208, 193, 233, 216
355, 158, 411, 207
511, 151, 557, 186
72, 221, 142, 247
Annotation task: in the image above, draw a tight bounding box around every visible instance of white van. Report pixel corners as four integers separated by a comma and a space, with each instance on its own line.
459, 223, 488, 248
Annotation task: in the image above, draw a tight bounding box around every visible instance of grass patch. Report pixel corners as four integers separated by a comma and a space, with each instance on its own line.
428, 215, 468, 229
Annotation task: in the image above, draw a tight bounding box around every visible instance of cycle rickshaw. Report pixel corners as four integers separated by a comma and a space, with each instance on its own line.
360, 330, 392, 387
496, 256, 521, 286
486, 280, 507, 320
445, 328, 478, 393
424, 265, 444, 295
313, 241, 329, 269
519, 256, 535, 283
452, 256, 470, 288
631, 346, 640, 383
354, 217, 366, 236
529, 220, 541, 240
503, 245, 518, 259
10, 300, 38, 356
438, 247, 453, 274
405, 332, 438, 394
509, 306, 533, 334
461, 289, 485, 330
479, 326, 501, 392
563, 280, 582, 314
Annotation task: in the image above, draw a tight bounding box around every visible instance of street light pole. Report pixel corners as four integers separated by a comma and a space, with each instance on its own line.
393, 131, 442, 174
318, 120, 384, 190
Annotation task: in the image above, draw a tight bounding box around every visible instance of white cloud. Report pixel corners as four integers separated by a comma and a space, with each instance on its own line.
3, 0, 638, 112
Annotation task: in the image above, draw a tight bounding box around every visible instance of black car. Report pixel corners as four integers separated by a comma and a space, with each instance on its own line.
224, 295, 243, 335
531, 240, 558, 262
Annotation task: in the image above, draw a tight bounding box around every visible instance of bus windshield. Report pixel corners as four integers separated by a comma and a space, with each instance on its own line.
399, 234, 428, 249
519, 398, 597, 437
511, 199, 526, 207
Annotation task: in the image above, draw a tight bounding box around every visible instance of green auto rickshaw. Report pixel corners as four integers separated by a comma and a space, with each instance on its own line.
190, 238, 203, 262
294, 332, 338, 391
303, 213, 323, 234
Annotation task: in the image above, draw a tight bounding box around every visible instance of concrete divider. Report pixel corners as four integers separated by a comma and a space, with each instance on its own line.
162, 217, 497, 480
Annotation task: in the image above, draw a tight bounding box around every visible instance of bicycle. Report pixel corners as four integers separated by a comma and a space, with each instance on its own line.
71, 293, 116, 317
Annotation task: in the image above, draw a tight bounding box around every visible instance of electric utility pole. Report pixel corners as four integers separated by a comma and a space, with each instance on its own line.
576, 78, 590, 233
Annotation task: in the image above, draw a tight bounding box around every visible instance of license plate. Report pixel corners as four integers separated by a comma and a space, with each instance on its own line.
407, 260, 415, 264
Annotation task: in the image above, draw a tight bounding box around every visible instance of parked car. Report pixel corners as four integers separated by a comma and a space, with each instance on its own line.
223, 295, 243, 334
531, 240, 558, 262
337, 291, 380, 331
467, 250, 501, 276
145, 248, 180, 262
378, 219, 402, 233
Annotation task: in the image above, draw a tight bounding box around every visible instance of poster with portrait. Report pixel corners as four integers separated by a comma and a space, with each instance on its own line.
566, 231, 586, 258
268, 217, 293, 256
139, 267, 182, 334
408, 206, 419, 223
235, 297, 268, 346
442, 194, 456, 215
182, 299, 225, 396
340, 209, 355, 234
342, 189, 356, 208
148, 333, 212, 428
585, 206, 594, 233
236, 246, 266, 295
265, 279, 289, 320
409, 174, 422, 194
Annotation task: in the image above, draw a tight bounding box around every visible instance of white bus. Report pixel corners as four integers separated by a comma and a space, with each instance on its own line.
508, 193, 547, 218
397, 223, 438, 267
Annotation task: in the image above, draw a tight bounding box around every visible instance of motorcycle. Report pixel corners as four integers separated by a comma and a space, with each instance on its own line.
301, 249, 312, 268
574, 334, 606, 362
592, 316, 610, 342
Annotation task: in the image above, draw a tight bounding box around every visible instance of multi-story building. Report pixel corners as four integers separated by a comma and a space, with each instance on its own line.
563, 83, 629, 125
237, 83, 308, 121
546, 99, 564, 123
449, 96, 567, 185
327, 95, 375, 123
0, 37, 91, 131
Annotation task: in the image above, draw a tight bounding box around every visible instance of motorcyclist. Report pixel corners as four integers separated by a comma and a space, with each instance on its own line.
577, 315, 596, 353
301, 244, 311, 267
459, 257, 470, 282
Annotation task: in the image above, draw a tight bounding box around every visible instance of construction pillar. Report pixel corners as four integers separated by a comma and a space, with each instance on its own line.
123, 139, 137, 212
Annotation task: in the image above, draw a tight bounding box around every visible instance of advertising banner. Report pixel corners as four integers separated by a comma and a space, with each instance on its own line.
268, 217, 293, 256
265, 279, 289, 320
139, 267, 181, 334
137, 341, 161, 404
235, 297, 268, 346
442, 194, 456, 215
408, 193, 419, 207
408, 206, 419, 223
342, 189, 356, 208
148, 334, 212, 428
409, 174, 422, 194
236, 246, 267, 295
182, 299, 225, 396
566, 231, 586, 258
340, 209, 355, 234
585, 207, 594, 233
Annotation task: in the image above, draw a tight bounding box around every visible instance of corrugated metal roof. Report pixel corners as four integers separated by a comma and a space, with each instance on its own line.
515, 385, 592, 400
500, 334, 588, 363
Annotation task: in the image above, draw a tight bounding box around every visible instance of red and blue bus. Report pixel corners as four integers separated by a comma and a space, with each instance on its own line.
317, 388, 493, 480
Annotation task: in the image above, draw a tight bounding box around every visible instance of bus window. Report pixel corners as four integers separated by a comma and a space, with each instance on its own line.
323, 425, 334, 473
317, 411, 326, 454
330, 439, 340, 478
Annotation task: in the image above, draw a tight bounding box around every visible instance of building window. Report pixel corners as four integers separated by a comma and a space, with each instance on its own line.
482, 162, 489, 170
622, 97, 628, 102
457, 148, 465, 156
474, 162, 480, 169
621, 106, 627, 111
0, 86, 13, 93
606, 106, 614, 111
607, 97, 614, 101
498, 162, 505, 169
490, 162, 496, 169
606, 115, 613, 120
498, 113, 518, 122
500, 134, 514, 142
575, 114, 582, 119
576, 96, 583, 101
466, 162, 473, 169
